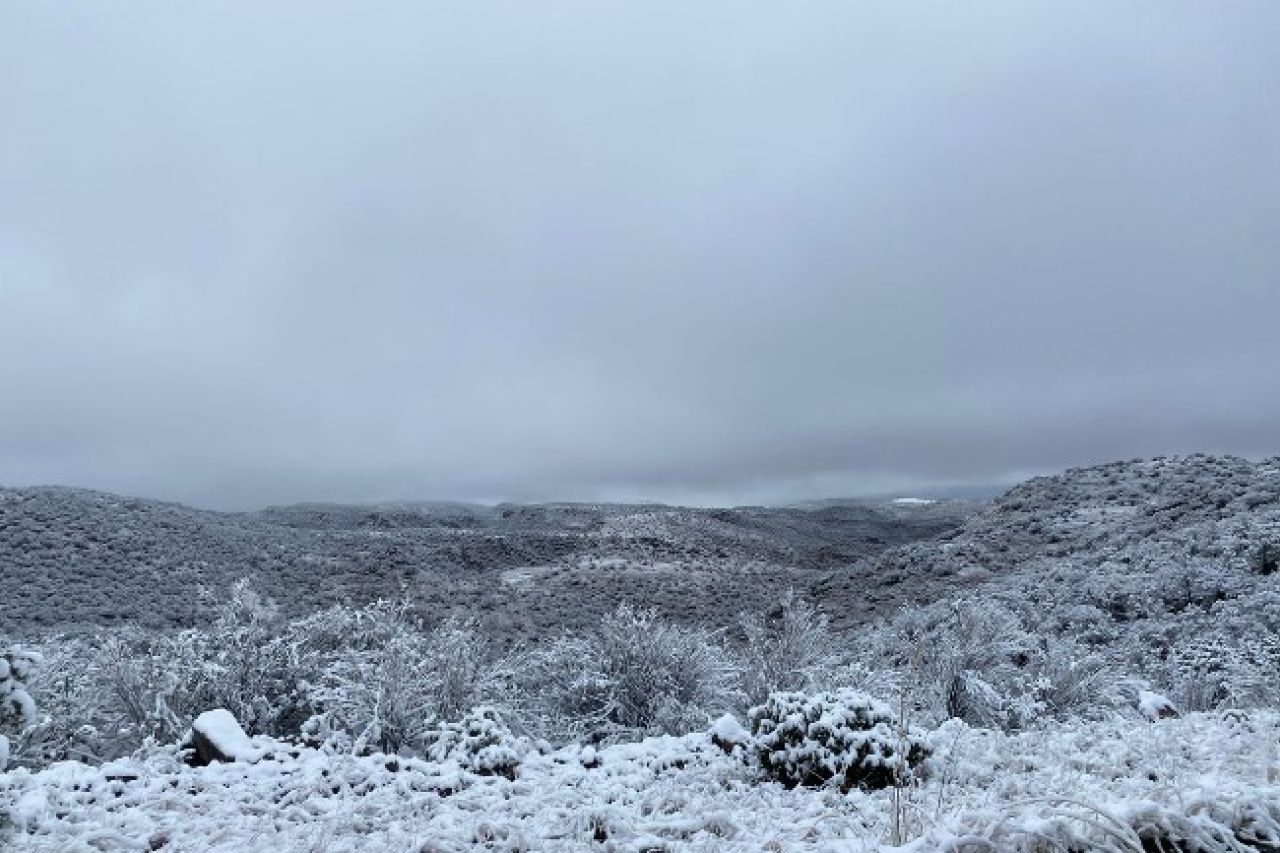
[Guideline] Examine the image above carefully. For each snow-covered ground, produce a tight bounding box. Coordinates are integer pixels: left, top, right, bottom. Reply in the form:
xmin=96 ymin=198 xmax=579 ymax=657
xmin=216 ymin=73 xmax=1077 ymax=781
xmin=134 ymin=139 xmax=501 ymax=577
xmin=4 ymin=711 xmax=1279 ymax=852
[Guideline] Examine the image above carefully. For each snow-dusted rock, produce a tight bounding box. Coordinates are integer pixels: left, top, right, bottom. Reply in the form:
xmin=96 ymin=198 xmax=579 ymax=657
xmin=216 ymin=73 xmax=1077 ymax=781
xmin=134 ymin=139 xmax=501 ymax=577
xmin=187 ymin=709 xmax=264 ymax=765
xmin=709 ymin=713 xmax=749 ymax=753
xmin=1138 ymin=690 xmax=1179 ymax=721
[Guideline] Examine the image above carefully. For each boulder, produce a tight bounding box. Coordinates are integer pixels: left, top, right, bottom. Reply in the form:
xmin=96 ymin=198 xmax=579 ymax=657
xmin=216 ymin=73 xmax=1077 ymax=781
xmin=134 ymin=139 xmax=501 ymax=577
xmin=185 ymin=709 xmax=263 ymax=765
xmin=1138 ymin=690 xmax=1179 ymax=721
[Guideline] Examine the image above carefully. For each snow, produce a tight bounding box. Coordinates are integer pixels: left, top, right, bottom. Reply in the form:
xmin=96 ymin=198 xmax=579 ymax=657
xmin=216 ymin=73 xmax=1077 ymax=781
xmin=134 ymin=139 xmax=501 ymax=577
xmin=892 ymin=497 xmax=937 ymax=506
xmin=1138 ymin=690 xmax=1178 ymax=720
xmin=191 ymin=709 xmax=264 ymax=763
xmin=4 ymin=712 xmax=1279 ymax=851
xmin=709 ymin=713 xmax=747 ymax=743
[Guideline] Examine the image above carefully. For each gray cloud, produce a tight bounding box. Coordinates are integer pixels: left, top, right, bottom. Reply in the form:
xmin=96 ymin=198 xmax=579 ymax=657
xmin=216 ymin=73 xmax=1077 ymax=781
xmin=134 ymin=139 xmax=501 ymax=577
xmin=2 ymin=1 xmax=1278 ymax=509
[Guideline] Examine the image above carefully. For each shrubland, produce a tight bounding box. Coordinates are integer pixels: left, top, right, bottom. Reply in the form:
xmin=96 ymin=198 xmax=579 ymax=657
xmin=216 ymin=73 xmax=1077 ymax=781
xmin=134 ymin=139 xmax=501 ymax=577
xmin=3 ymin=454 xmax=1280 ymax=850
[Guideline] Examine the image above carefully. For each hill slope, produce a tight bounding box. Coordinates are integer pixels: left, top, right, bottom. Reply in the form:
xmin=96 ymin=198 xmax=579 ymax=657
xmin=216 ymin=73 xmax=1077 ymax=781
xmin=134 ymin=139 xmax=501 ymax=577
xmin=814 ymin=454 xmax=1280 ymax=629
xmin=0 ymin=488 xmax=968 ymax=637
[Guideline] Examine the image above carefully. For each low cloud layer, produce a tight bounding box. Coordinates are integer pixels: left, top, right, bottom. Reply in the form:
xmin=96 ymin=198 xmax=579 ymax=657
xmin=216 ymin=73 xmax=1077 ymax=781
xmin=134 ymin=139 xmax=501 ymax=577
xmin=2 ymin=1 xmax=1278 ymax=508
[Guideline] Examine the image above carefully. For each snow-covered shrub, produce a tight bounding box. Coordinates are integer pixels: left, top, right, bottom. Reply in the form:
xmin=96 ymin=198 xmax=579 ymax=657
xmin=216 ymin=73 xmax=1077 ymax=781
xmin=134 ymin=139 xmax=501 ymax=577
xmin=594 ymin=604 xmax=740 ymax=737
xmin=6 ymin=591 xmax=507 ymax=765
xmin=9 ymin=635 xmax=118 ymax=766
xmin=737 ymin=590 xmax=835 ymax=706
xmin=503 ymin=634 xmax=610 ymax=744
xmin=302 ymin=602 xmax=500 ymax=755
xmin=97 ymin=582 xmax=314 ymax=745
xmin=1252 ymin=542 xmax=1277 ymax=575
xmin=422 ymin=616 xmax=495 ymax=722
xmin=99 ymin=629 xmax=191 ymax=746
xmin=1159 ymin=628 xmax=1280 ymax=711
xmin=0 ymin=647 xmax=39 ymax=729
xmin=305 ymin=603 xmax=438 ymax=754
xmin=0 ymin=646 xmax=40 ymax=769
xmin=194 ymin=580 xmax=313 ymax=736
xmin=1033 ymin=638 xmax=1137 ymax=721
xmin=0 ymin=630 xmax=229 ymax=768
xmin=425 ymin=707 xmax=521 ymax=779
xmin=868 ymin=597 xmax=1137 ymax=729
xmin=748 ymin=689 xmax=929 ymax=792
xmin=943 ymin=671 xmax=1010 ymax=729
xmin=893 ymin=598 xmax=1041 ymax=728
xmin=508 ymin=604 xmax=740 ymax=743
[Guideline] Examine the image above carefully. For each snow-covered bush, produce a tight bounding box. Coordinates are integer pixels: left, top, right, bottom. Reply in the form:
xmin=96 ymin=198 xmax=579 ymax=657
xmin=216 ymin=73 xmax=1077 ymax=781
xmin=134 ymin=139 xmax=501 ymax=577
xmin=99 ymin=629 xmax=192 ymax=747
xmin=194 ymin=580 xmax=314 ymax=736
xmin=1253 ymin=542 xmax=1278 ymax=575
xmin=1158 ymin=628 xmax=1280 ymax=711
xmin=503 ymin=634 xmax=610 ymax=744
xmin=1033 ymin=638 xmax=1137 ymax=721
xmin=737 ymin=590 xmax=835 ymax=706
xmin=425 ymin=706 xmax=522 ymax=779
xmin=304 ymin=602 xmax=439 ymax=754
xmin=594 ymin=604 xmax=739 ymax=737
xmin=881 ymin=598 xmax=1041 ymax=728
xmin=748 ymin=689 xmax=929 ymax=792
xmin=508 ymin=604 xmax=740 ymax=743
xmin=867 ymin=597 xmax=1138 ymax=729
xmin=0 ymin=648 xmax=39 ymax=729
xmin=0 ymin=631 xmax=212 ymax=768
xmin=9 ymin=635 xmax=117 ymax=766
xmin=0 ymin=646 xmax=40 ymax=769
xmin=302 ymin=602 xmax=500 ymax=755
xmin=0 ymin=589 xmax=513 ymax=767
xmin=422 ymin=616 xmax=495 ymax=722
xmin=98 ymin=582 xmax=313 ymax=745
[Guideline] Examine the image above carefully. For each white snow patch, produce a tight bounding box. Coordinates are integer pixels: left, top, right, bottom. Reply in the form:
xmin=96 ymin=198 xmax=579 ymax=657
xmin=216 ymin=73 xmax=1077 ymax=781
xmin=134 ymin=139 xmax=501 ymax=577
xmin=709 ymin=713 xmax=747 ymax=742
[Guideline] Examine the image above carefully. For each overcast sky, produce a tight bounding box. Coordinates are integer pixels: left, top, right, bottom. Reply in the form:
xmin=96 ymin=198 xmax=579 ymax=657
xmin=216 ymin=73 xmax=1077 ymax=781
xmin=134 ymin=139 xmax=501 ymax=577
xmin=1 ymin=1 xmax=1278 ymax=509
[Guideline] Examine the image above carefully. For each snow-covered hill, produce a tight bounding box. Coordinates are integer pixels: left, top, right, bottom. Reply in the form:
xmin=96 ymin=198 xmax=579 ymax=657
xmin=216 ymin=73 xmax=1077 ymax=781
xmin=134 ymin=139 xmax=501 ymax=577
xmin=0 ymin=488 xmax=967 ymax=638
xmin=814 ymin=454 xmax=1280 ymax=631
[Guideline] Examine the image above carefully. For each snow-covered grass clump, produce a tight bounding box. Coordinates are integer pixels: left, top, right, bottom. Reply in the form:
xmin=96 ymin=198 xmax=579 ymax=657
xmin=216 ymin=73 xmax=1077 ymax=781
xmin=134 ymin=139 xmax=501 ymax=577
xmin=3 ymin=711 xmax=1279 ymax=851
